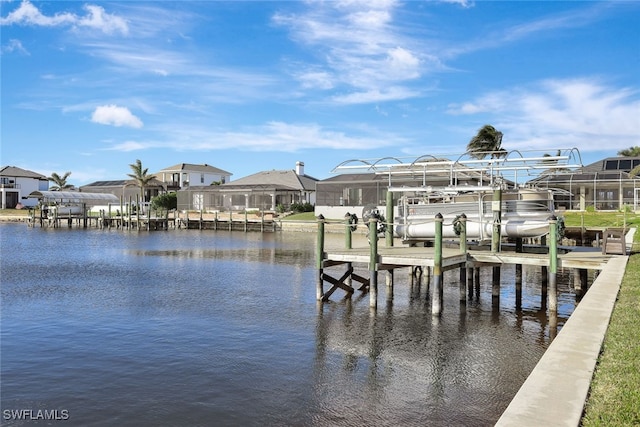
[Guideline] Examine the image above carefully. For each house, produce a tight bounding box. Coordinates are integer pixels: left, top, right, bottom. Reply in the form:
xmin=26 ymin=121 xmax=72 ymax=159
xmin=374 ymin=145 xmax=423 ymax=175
xmin=177 ymin=161 xmax=317 ymax=211
xmin=0 ymin=166 xmax=49 ymax=208
xmin=79 ymin=178 xmax=167 ymax=203
xmin=528 ymin=156 xmax=640 ymax=211
xmin=154 ymin=163 xmax=232 ymax=190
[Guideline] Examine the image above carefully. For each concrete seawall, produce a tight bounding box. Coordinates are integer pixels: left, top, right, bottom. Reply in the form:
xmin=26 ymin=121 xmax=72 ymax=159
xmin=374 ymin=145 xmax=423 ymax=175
xmin=495 ymin=254 xmax=628 ymax=426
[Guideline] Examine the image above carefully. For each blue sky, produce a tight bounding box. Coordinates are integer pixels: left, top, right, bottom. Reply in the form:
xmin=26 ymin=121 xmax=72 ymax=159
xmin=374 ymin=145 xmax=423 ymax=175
xmin=1 ymin=0 xmax=639 ymax=186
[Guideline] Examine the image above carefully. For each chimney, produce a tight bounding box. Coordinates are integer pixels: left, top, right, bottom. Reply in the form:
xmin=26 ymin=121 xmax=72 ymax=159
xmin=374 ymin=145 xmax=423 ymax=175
xmin=295 ymin=161 xmax=305 ymax=176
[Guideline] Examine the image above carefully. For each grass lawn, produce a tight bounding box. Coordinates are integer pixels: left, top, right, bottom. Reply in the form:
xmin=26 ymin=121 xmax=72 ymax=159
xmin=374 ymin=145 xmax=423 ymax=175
xmin=561 ymin=210 xmax=640 ymax=228
xmin=582 ymin=230 xmax=640 ymax=425
xmin=0 ymin=208 xmax=31 ymax=217
xmin=280 ymin=212 xmax=316 ymax=221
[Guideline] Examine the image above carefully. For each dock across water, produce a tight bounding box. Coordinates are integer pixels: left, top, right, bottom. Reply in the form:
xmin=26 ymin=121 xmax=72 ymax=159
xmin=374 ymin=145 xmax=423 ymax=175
xmin=315 ymin=215 xmax=624 ymax=316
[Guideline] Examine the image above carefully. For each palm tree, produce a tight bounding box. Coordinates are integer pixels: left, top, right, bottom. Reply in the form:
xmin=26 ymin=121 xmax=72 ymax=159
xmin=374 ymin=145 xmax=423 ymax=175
xmin=48 ymin=171 xmax=74 ymax=191
xmin=540 ymin=150 xmax=568 ymax=175
xmin=127 ymin=159 xmax=155 ymax=205
xmin=466 ymin=125 xmax=506 ymax=159
xmin=617 ymin=146 xmax=640 ymax=157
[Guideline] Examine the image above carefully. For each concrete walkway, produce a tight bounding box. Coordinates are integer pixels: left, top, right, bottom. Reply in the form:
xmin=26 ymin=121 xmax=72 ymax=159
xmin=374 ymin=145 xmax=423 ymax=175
xmin=495 ymin=253 xmax=629 ymax=426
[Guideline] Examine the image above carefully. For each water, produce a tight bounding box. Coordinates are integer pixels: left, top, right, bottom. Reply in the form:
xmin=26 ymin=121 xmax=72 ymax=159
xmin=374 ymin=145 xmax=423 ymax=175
xmin=0 ymin=224 xmax=580 ymax=426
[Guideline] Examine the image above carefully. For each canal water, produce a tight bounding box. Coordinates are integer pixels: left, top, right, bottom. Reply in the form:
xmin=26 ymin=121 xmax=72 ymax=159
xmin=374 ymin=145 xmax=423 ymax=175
xmin=0 ymin=223 xmax=580 ymax=426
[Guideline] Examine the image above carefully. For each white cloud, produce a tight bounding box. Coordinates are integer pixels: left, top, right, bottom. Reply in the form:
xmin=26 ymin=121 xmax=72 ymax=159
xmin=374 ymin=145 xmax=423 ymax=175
xmin=104 ymin=121 xmax=407 ymax=153
xmin=107 ymin=141 xmax=148 ymax=152
xmin=0 ymin=1 xmax=128 ymax=35
xmin=439 ymin=0 xmax=475 ymax=9
xmin=1 ymin=38 xmax=29 ymax=55
xmin=273 ymin=1 xmax=424 ymax=102
xmin=91 ymin=105 xmax=143 ymax=128
xmin=448 ymin=78 xmax=640 ymax=153
xmin=76 ymin=4 xmax=128 ymax=35
xmin=333 ymin=86 xmax=419 ymax=104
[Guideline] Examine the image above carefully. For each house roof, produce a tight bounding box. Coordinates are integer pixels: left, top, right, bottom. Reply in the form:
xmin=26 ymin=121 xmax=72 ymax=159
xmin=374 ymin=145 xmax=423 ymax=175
xmin=156 ymin=163 xmax=232 ymax=176
xmin=220 ymin=169 xmax=317 ymax=191
xmin=81 ymin=178 xmax=166 ymax=188
xmin=581 ymin=156 xmax=640 ymax=173
xmin=0 ymin=166 xmax=47 ymax=179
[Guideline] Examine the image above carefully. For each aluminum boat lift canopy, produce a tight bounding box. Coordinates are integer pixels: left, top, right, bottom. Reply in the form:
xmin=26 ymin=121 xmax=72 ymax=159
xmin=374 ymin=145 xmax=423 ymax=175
xmin=331 ymin=148 xmax=584 ymax=192
xmin=27 ymin=191 xmax=119 ymax=204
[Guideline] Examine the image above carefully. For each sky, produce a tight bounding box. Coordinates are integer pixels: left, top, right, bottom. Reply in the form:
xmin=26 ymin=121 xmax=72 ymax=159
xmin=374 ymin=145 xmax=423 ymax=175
xmin=1 ymin=0 xmax=639 ymax=186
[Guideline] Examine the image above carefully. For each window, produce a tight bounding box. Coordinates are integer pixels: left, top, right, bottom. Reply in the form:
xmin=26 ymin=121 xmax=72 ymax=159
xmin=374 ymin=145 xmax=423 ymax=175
xmin=200 ymin=173 xmax=205 ymax=184
xmin=619 ymin=159 xmax=631 ymax=170
xmin=604 ymin=160 xmax=618 ymax=170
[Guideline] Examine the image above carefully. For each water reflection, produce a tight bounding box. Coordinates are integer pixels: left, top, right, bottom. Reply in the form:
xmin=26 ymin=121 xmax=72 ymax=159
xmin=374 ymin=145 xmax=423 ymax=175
xmin=1 ymin=224 xmax=587 ymax=426
xmin=307 ymin=259 xmax=582 ymax=425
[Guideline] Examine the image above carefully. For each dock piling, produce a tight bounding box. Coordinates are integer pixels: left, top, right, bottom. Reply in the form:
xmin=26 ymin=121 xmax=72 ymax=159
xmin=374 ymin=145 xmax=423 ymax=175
xmin=432 ymin=213 xmax=444 ymax=315
xmin=369 ymin=217 xmax=379 ymax=309
xmin=385 ymin=190 xmax=394 ymax=248
xmin=459 ymin=214 xmax=467 ymax=303
xmin=548 ymin=216 xmax=558 ymax=312
xmin=316 ymin=215 xmax=325 ymax=301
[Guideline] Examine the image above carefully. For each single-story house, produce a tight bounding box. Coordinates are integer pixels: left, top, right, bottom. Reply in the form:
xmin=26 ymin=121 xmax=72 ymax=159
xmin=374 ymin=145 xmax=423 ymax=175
xmin=79 ymin=178 xmax=168 ymax=203
xmin=528 ymin=156 xmax=640 ymax=211
xmin=0 ymin=166 xmax=49 ymax=208
xmin=177 ymin=161 xmax=317 ymax=212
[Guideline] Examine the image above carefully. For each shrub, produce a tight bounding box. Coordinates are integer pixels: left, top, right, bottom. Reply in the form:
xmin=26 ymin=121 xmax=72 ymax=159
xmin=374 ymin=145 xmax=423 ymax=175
xmin=151 ymin=192 xmax=177 ymax=211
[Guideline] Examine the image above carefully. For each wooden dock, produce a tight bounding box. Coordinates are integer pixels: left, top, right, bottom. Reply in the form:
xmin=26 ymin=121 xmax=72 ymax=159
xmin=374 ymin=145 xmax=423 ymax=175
xmin=316 ymin=215 xmax=620 ymax=316
xmin=26 ymin=212 xmax=279 ymax=232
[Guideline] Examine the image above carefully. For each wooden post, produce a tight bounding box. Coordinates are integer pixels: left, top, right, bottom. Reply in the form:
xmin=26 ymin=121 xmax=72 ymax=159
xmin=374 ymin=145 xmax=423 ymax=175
xmin=344 ymin=214 xmax=353 ymax=289
xmin=199 ymin=207 xmax=203 ymax=230
xmin=229 ymin=210 xmax=232 ymax=231
xmin=119 ymin=196 xmax=124 ymax=229
xmin=491 ymin=188 xmax=502 ymax=253
xmin=541 ymin=265 xmax=548 ymax=308
xmin=369 ymin=217 xmax=379 ymax=309
xmin=214 ymin=211 xmax=218 ymax=230
xmin=344 ymin=213 xmax=352 ymax=249
xmin=548 ymin=216 xmax=558 ymax=313
xmin=260 ymin=210 xmax=264 ymax=232
xmin=386 ymin=190 xmax=394 ymax=247
xmin=492 ymin=266 xmax=500 ymax=300
xmin=316 ymin=215 xmax=325 ymax=301
xmin=136 ymin=195 xmax=141 ymax=231
xmin=515 ymin=238 xmax=523 ymax=310
xmin=432 ymin=213 xmax=443 ymax=315
xmin=244 ymin=210 xmax=248 ymax=232
xmin=128 ymin=196 xmax=132 ymax=230
xmin=459 ymin=213 xmax=467 ymax=302
xmin=108 ymin=204 xmax=112 ymax=228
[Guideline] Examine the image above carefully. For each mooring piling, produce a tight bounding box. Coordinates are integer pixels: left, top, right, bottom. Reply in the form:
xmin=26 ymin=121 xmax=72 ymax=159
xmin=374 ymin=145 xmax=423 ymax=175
xmin=316 ymin=215 xmax=325 ymax=301
xmin=459 ymin=213 xmax=467 ymax=303
xmin=548 ymin=215 xmax=558 ymax=312
xmin=432 ymin=213 xmax=444 ymax=316
xmin=369 ymin=217 xmax=379 ymax=309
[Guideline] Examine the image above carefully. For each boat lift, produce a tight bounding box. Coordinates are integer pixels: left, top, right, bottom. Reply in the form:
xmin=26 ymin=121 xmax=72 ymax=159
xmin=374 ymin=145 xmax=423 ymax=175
xmin=331 ymin=149 xmax=584 ymax=242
